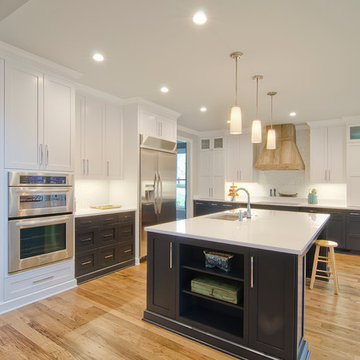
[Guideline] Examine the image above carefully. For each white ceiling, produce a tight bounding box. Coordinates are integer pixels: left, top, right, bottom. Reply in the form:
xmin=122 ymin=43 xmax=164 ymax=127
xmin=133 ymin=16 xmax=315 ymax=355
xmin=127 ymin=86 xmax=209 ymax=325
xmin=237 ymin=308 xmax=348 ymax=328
xmin=0 ymin=0 xmax=359 ymax=131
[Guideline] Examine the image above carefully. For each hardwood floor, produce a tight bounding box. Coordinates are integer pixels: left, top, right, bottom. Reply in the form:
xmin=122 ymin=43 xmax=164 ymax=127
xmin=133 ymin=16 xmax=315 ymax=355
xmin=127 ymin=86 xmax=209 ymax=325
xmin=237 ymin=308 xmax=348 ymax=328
xmin=0 ymin=252 xmax=359 ymax=360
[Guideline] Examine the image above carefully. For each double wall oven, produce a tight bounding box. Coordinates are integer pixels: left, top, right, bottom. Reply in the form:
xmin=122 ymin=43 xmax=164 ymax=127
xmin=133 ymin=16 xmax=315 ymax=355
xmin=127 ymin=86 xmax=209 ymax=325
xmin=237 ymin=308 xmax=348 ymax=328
xmin=8 ymin=172 xmax=74 ymax=273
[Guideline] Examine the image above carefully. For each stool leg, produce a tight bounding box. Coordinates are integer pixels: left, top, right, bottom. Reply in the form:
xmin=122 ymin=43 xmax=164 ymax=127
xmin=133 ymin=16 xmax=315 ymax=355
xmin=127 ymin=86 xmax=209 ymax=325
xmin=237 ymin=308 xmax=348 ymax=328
xmin=329 ymin=247 xmax=339 ymax=295
xmin=310 ymin=244 xmax=320 ymax=289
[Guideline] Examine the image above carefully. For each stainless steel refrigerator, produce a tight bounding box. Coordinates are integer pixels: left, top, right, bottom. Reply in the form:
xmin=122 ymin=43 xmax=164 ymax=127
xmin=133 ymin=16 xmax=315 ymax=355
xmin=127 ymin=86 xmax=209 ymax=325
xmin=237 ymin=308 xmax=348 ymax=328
xmin=139 ymin=136 xmax=177 ymax=260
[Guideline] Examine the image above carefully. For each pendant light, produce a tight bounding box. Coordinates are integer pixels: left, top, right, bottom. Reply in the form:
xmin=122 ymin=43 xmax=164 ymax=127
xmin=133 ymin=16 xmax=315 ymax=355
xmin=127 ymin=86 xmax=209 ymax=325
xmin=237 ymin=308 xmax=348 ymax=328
xmin=229 ymin=52 xmax=243 ymax=134
xmin=266 ymin=92 xmax=277 ymax=150
xmin=251 ymin=75 xmax=263 ymax=143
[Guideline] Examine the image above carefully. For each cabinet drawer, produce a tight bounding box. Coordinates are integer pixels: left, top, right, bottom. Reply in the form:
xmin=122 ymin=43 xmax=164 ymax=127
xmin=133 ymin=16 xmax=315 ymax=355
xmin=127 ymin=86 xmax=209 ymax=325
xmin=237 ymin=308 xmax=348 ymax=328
xmin=119 ymin=223 xmax=134 ymax=240
xmin=98 ymin=245 xmax=119 ymax=268
xmin=119 ymin=212 xmax=135 ymax=223
xmin=75 ymin=251 xmax=97 ymax=277
xmin=5 ymin=260 xmax=74 ymax=301
xmin=75 ymin=230 xmax=96 ymax=252
xmin=97 ymin=227 xmax=117 ymax=247
xmin=119 ymin=241 xmax=134 ymax=261
xmin=76 ymin=217 xmax=99 ymax=228
xmin=98 ymin=214 xmax=120 ymax=227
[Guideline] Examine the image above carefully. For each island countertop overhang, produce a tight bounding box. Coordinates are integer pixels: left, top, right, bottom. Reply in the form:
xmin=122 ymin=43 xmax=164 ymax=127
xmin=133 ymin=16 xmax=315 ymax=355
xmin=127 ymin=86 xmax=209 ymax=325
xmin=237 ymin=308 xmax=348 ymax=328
xmin=145 ymin=209 xmax=330 ymax=255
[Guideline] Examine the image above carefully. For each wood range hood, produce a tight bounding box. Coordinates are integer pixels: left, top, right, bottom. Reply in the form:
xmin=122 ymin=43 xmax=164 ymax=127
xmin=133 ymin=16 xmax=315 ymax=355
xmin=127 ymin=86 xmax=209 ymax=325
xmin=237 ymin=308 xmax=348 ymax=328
xmin=254 ymin=124 xmax=305 ymax=170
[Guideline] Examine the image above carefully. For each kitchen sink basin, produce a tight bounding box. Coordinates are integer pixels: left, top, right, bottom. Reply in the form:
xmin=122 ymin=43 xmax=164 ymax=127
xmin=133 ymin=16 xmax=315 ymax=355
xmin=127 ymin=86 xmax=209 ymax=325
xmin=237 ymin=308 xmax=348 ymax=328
xmin=209 ymin=213 xmax=240 ymax=221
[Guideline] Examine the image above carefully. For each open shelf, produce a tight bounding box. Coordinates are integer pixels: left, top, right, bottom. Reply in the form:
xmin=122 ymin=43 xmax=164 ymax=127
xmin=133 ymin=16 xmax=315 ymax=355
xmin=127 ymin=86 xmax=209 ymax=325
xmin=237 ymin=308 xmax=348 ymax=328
xmin=180 ymin=291 xmax=244 ymax=339
xmin=181 ymin=264 xmax=244 ymax=282
xmin=182 ymin=289 xmax=244 ymax=310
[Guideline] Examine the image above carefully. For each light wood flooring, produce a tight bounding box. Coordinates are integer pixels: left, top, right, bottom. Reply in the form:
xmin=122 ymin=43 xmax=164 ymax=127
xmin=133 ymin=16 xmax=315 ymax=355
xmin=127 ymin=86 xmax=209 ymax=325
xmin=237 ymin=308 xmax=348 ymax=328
xmin=0 ymin=252 xmax=359 ymax=360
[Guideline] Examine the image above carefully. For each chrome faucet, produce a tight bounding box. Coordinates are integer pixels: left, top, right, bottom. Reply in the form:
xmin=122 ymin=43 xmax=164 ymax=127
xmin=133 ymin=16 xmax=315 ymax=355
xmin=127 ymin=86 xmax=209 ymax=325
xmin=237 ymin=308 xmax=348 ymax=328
xmin=231 ymin=187 xmax=252 ymax=219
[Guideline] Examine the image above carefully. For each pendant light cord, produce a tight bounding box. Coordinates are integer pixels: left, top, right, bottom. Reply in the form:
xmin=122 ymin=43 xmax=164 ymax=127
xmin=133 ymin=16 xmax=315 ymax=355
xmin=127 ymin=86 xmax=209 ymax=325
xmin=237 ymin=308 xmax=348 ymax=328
xmin=234 ymin=57 xmax=238 ymax=105
xmin=255 ymin=77 xmax=259 ymax=119
xmin=270 ymin=95 xmax=273 ymax=129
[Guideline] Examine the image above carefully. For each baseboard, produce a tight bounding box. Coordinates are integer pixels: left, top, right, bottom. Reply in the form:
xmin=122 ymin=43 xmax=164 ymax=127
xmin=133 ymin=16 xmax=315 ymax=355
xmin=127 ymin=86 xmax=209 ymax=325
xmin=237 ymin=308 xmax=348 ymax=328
xmin=0 ymin=279 xmax=77 ymax=314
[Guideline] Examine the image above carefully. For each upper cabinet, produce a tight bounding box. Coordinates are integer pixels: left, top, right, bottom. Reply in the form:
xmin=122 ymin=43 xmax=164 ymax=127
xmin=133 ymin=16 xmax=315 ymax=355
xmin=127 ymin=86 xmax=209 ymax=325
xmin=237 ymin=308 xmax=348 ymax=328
xmin=225 ymin=133 xmax=255 ymax=183
xmin=139 ymin=105 xmax=178 ymax=142
xmin=308 ymin=122 xmax=345 ymax=183
xmin=198 ymin=136 xmax=225 ymax=200
xmin=5 ymin=62 xmax=75 ymax=171
xmin=75 ymin=94 xmax=123 ymax=179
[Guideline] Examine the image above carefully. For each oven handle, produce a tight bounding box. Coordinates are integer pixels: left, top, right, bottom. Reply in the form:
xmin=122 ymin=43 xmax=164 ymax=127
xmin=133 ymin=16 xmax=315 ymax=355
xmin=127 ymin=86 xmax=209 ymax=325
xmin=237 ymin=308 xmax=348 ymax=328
xmin=14 ymin=216 xmax=71 ymax=228
xmin=15 ymin=188 xmax=71 ymax=194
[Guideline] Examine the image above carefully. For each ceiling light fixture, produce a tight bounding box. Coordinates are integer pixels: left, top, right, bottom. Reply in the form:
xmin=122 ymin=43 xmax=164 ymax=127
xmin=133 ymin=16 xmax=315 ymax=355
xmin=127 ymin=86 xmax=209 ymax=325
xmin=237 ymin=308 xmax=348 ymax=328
xmin=266 ymin=92 xmax=277 ymax=150
xmin=193 ymin=10 xmax=207 ymax=25
xmin=251 ymin=75 xmax=264 ymax=143
xmin=160 ymin=86 xmax=169 ymax=93
xmin=93 ymin=53 xmax=104 ymax=62
xmin=289 ymin=112 xmax=296 ymax=117
xmin=200 ymin=107 xmax=207 ymax=112
xmin=229 ymin=51 xmax=243 ymax=134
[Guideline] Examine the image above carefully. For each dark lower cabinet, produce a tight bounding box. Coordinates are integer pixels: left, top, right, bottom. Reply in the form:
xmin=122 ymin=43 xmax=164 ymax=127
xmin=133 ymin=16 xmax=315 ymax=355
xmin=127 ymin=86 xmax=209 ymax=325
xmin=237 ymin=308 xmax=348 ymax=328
xmin=249 ymin=249 xmax=297 ymax=359
xmin=193 ymin=200 xmax=241 ymax=217
xmin=146 ymin=233 xmax=176 ymax=318
xmin=144 ymin=233 xmax=308 ymax=360
xmin=346 ymin=212 xmax=360 ymax=250
xmin=75 ymin=211 xmax=135 ymax=284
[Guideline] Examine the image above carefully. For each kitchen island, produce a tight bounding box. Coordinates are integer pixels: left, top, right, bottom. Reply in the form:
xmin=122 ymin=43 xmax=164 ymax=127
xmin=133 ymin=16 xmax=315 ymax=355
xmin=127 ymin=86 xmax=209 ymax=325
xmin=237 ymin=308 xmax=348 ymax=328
xmin=143 ymin=209 xmax=329 ymax=360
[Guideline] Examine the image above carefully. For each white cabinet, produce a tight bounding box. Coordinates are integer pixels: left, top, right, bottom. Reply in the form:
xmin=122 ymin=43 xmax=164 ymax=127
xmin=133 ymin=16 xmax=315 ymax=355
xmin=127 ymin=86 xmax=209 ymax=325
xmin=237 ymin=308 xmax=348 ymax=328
xmin=43 ymin=76 xmax=74 ymax=171
xmin=5 ymin=62 xmax=74 ymax=171
xmin=139 ymin=110 xmax=177 ymax=141
xmin=309 ymin=125 xmax=345 ymax=183
xmin=226 ymin=133 xmax=254 ymax=182
xmin=75 ymin=94 xmax=123 ymax=178
xmin=5 ymin=63 xmax=43 ymax=169
xmin=198 ymin=137 xmax=225 ymax=199
xmin=105 ymin=104 xmax=123 ymax=178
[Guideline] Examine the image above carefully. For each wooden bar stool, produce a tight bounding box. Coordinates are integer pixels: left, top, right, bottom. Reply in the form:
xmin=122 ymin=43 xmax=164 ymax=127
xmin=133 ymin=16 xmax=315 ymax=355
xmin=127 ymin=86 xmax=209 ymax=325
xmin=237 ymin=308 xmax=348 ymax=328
xmin=309 ymin=240 xmax=339 ymax=294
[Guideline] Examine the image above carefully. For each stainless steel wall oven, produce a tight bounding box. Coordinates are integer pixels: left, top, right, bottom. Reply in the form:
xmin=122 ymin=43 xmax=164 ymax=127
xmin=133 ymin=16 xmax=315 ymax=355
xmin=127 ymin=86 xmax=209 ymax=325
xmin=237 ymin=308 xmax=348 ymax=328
xmin=8 ymin=172 xmax=74 ymax=273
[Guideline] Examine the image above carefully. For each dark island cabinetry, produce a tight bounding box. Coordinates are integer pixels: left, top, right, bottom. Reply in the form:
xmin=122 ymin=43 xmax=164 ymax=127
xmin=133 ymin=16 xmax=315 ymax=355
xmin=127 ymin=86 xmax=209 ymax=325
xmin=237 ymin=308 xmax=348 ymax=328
xmin=144 ymin=232 xmax=308 ymax=360
xmin=75 ymin=211 xmax=135 ymax=283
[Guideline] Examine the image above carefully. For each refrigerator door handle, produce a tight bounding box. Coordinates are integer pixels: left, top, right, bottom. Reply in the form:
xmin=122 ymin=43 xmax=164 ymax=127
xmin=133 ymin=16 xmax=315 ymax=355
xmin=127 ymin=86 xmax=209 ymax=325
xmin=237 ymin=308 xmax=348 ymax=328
xmin=158 ymin=172 xmax=163 ymax=214
xmin=153 ymin=173 xmax=158 ymax=214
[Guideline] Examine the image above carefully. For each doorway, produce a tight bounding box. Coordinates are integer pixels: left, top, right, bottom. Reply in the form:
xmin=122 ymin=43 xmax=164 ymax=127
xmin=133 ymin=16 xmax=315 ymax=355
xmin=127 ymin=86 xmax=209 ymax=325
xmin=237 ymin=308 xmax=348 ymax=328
xmin=176 ymin=140 xmax=187 ymax=220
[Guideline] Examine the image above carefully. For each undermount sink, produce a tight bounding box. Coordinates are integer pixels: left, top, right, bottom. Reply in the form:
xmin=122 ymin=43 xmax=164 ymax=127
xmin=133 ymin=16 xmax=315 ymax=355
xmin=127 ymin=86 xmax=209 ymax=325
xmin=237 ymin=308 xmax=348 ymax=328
xmin=209 ymin=213 xmax=240 ymax=221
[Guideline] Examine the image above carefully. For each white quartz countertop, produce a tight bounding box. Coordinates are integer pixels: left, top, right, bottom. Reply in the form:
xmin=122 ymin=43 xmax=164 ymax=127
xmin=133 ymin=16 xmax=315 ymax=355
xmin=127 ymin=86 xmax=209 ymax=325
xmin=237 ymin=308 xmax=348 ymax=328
xmin=75 ymin=206 xmax=136 ymax=217
xmin=194 ymin=196 xmax=360 ymax=210
xmin=145 ymin=209 xmax=330 ymax=255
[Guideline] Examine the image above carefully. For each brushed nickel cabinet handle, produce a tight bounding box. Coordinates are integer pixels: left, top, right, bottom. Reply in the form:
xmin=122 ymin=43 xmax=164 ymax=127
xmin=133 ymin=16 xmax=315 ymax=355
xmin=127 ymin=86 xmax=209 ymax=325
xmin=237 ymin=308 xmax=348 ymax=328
xmin=103 ymin=234 xmax=113 ymax=238
xmin=250 ymin=256 xmax=254 ymax=289
xmin=107 ymin=160 xmax=110 ymax=176
xmin=104 ymin=254 xmax=113 ymax=259
xmin=124 ymin=249 xmax=132 ymax=253
xmin=81 ymin=237 xmax=92 ymax=242
xmin=169 ymin=242 xmax=173 ymax=269
xmin=81 ymin=260 xmax=92 ymax=266
xmin=82 ymin=159 xmax=86 ymax=175
xmin=87 ymin=159 xmax=89 ymax=175
xmin=33 ymin=276 xmax=54 ymax=284
xmin=39 ymin=144 xmax=43 ymax=165
xmin=45 ymin=144 xmax=49 ymax=166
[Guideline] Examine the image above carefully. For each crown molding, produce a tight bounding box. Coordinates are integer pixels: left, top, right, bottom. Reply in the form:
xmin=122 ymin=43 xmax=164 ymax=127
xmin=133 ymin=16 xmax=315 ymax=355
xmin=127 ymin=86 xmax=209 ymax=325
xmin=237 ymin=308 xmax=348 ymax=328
xmin=75 ymin=83 xmax=124 ymax=105
xmin=0 ymin=41 xmax=82 ymax=80
xmin=177 ymin=125 xmax=201 ymax=137
xmin=307 ymin=118 xmax=345 ymax=128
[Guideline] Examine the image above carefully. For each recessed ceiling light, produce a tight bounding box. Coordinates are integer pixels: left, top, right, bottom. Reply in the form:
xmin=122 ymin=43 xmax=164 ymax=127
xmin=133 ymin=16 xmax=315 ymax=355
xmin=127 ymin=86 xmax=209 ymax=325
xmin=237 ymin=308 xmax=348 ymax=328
xmin=289 ymin=112 xmax=296 ymax=117
xmin=200 ymin=107 xmax=207 ymax=112
xmin=160 ymin=86 xmax=169 ymax=93
xmin=193 ymin=10 xmax=207 ymax=25
xmin=93 ymin=53 xmax=104 ymax=62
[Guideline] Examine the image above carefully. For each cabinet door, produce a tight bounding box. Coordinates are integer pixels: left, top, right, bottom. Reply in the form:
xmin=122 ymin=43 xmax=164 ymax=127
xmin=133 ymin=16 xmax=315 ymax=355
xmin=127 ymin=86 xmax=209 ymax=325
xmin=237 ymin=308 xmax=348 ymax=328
xmin=84 ymin=97 xmax=104 ymax=177
xmin=105 ymin=104 xmax=123 ymax=178
xmin=5 ymin=63 xmax=43 ymax=169
xmin=147 ymin=233 xmax=176 ymax=318
xmin=249 ymin=249 xmax=295 ymax=359
xmin=347 ymin=144 xmax=360 ymax=177
xmin=43 ymin=76 xmax=74 ymax=171
xmin=75 ymin=96 xmax=86 ymax=176
xmin=346 ymin=212 xmax=360 ymax=250
xmin=212 ymin=151 xmax=225 ymax=199
xmin=139 ymin=111 xmax=157 ymax=137
xmin=158 ymin=116 xmax=176 ymax=141
xmin=327 ymin=126 xmax=345 ymax=182
xmin=310 ymin=127 xmax=328 ymax=182
xmin=199 ymin=151 xmax=212 ymax=199
xmin=327 ymin=213 xmax=345 ymax=249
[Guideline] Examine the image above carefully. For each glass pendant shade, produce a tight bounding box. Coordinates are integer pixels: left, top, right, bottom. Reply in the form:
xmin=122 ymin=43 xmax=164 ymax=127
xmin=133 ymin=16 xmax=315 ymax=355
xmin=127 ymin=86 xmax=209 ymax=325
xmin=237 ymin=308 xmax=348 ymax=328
xmin=229 ymin=106 xmax=242 ymax=134
xmin=251 ymin=119 xmax=262 ymax=143
xmin=266 ymin=128 xmax=276 ymax=149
